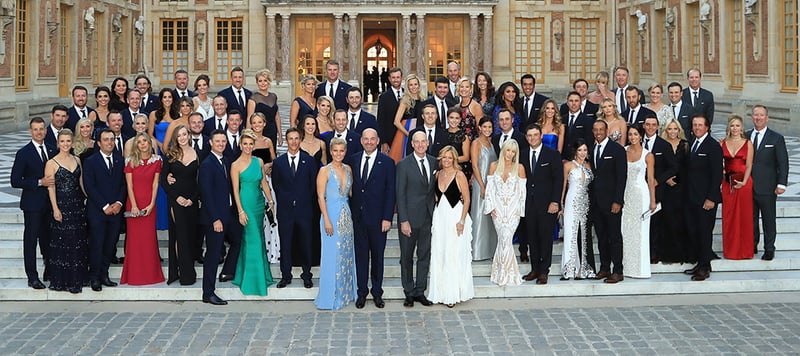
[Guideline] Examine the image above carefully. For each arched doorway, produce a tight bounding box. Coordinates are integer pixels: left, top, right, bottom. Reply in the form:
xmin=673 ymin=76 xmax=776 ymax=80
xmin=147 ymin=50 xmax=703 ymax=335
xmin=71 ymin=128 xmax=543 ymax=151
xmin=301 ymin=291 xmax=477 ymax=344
xmin=363 ymin=20 xmax=396 ymax=102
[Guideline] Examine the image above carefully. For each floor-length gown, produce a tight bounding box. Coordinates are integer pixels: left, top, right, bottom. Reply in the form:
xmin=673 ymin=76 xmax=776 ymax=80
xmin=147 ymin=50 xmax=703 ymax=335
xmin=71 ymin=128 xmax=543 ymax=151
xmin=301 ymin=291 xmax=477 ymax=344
xmin=161 ymin=157 xmax=198 ymax=285
xmin=389 ymin=102 xmax=417 ymax=163
xmin=470 ymin=143 xmax=497 ymax=261
xmin=253 ymin=147 xmax=280 ymax=264
xmin=561 ymin=161 xmax=596 ymax=279
xmin=428 ymin=178 xmax=475 ymax=304
xmin=721 ymin=141 xmax=754 ymax=260
xmin=621 ymin=148 xmax=651 ymax=278
xmin=542 ymin=133 xmax=561 ymax=241
xmin=232 ymin=158 xmax=276 ymax=296
xmin=299 ymin=148 xmax=323 ymax=267
xmin=314 ymin=165 xmax=357 ymax=310
xmin=154 ymin=121 xmax=170 ymax=230
xmin=483 ymin=173 xmax=526 ymax=286
xmin=252 ymin=92 xmax=280 ymax=145
xmin=48 ymin=159 xmax=88 ymax=293
xmin=659 ymin=140 xmax=694 ymax=263
xmin=121 ymin=157 xmax=166 ymax=285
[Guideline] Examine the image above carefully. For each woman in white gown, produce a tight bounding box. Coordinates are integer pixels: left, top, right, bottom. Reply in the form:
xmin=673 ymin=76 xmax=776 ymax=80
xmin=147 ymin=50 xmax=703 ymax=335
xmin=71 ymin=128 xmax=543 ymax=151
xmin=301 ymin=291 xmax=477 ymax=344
xmin=559 ymin=138 xmax=595 ymax=280
xmin=483 ymin=139 xmax=527 ymax=286
xmin=428 ymin=146 xmax=474 ymax=307
xmin=622 ymin=125 xmax=657 ymax=278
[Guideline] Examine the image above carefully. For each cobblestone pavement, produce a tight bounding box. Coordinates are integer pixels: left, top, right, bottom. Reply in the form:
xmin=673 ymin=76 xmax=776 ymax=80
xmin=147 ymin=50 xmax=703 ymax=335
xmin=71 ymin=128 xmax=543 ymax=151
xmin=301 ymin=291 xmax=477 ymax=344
xmin=0 ymin=293 xmax=798 ymax=355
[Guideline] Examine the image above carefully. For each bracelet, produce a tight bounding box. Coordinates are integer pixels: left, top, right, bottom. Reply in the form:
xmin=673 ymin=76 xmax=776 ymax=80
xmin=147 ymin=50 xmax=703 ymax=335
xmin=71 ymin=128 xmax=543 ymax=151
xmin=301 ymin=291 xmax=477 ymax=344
xmin=458 ymin=220 xmax=465 ymax=225
xmin=268 ymin=201 xmax=274 ymax=204
xmin=239 ymin=211 xmax=245 ymax=215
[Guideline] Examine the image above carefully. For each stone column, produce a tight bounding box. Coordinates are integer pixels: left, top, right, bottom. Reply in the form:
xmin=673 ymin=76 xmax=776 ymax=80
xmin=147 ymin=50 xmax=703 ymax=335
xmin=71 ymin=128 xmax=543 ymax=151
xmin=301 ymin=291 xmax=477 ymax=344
xmin=348 ymin=13 xmax=358 ymax=82
xmin=280 ymin=14 xmax=291 ymax=82
xmin=266 ymin=14 xmax=276 ymax=76
xmin=470 ymin=14 xmax=479 ymax=77
xmin=415 ymin=14 xmax=426 ymax=81
xmin=402 ymin=14 xmax=412 ymax=76
xmin=483 ymin=14 xmax=493 ymax=73
xmin=334 ymin=14 xmax=344 ymax=60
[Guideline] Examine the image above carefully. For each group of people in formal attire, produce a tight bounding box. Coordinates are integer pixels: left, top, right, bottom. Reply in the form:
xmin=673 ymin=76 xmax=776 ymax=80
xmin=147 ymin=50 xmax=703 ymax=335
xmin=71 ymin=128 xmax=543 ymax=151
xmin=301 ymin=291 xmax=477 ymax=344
xmin=11 ymin=61 xmax=789 ymax=307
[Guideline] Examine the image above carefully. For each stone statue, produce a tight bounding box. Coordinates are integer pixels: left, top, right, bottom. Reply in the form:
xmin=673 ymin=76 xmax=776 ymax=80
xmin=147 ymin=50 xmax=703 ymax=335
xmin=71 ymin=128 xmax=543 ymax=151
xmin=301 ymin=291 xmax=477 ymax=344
xmin=135 ymin=16 xmax=145 ymax=36
xmin=112 ymin=14 xmax=122 ymax=33
xmin=635 ymin=10 xmax=647 ymax=31
xmin=84 ymin=7 xmax=95 ymax=30
xmin=700 ymin=0 xmax=711 ymax=21
xmin=665 ymin=7 xmax=675 ymax=29
xmin=0 ymin=0 xmax=13 ymax=13
xmin=745 ymin=0 xmax=757 ymax=14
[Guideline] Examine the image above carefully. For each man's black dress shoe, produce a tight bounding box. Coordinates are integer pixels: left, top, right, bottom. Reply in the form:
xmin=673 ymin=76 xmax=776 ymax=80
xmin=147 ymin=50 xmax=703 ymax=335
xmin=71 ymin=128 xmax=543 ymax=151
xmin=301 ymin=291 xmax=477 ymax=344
xmin=762 ymin=251 xmax=775 ymax=261
xmin=355 ymin=296 xmax=366 ymax=309
xmin=374 ymin=296 xmax=385 ymax=309
xmin=691 ymin=268 xmax=710 ymax=281
xmin=28 ymin=279 xmax=46 ymax=290
xmin=414 ymin=296 xmax=434 ymax=306
xmin=90 ymin=281 xmax=102 ymax=292
xmin=219 ymin=274 xmax=234 ymax=282
xmin=403 ymin=296 xmax=414 ymax=307
xmin=111 ymin=256 xmax=121 ymax=264
xmin=218 ymin=256 xmax=225 ymax=265
xmin=303 ymin=280 xmax=313 ymax=288
xmin=196 ymin=256 xmax=205 ymax=264
xmin=202 ymin=293 xmax=228 ymax=305
xmin=520 ymin=255 xmax=530 ymax=263
xmin=683 ymin=264 xmax=700 ymax=275
xmin=276 ymin=279 xmax=291 ymax=288
xmin=101 ymin=278 xmax=118 ymax=287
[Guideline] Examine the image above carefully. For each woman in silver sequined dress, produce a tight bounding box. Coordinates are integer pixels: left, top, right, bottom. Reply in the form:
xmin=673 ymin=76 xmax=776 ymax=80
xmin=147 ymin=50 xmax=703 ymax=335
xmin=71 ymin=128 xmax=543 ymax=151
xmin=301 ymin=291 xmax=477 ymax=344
xmin=559 ymin=139 xmax=595 ymax=280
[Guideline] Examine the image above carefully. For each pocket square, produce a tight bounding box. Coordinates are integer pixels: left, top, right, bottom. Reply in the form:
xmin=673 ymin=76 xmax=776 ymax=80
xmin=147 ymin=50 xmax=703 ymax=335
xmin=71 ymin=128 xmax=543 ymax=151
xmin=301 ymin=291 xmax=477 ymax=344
xmin=575 ymin=125 xmax=584 ymax=129
xmin=655 ymin=152 xmax=663 ymax=156
xmin=765 ymin=144 xmax=774 ymax=148
xmin=540 ymin=163 xmax=550 ymax=167
xmin=603 ymin=156 xmax=613 ymax=159
xmin=698 ymin=153 xmax=707 ymax=157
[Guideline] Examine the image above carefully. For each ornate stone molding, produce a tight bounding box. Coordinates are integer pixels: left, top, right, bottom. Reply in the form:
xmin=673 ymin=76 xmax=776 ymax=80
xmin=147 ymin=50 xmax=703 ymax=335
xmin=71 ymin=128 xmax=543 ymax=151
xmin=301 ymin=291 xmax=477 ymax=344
xmin=196 ymin=20 xmax=207 ymax=64
xmin=553 ymin=19 xmax=562 ymax=64
xmin=634 ymin=10 xmax=649 ymax=63
xmin=0 ymin=1 xmax=13 ymax=65
xmin=665 ymin=6 xmax=678 ymax=62
xmin=699 ymin=0 xmax=714 ymax=62
xmin=745 ymin=5 xmax=761 ymax=61
xmin=82 ymin=7 xmax=96 ymax=66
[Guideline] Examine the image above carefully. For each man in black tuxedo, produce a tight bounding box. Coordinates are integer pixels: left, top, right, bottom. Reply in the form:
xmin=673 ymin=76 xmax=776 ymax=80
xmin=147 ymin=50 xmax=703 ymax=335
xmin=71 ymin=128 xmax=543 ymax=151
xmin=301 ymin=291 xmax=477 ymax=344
xmin=66 ymin=86 xmax=95 ymax=132
xmin=198 ymin=130 xmax=233 ymax=305
xmin=121 ymin=89 xmax=143 ymax=139
xmin=681 ymin=68 xmax=715 ymax=125
xmin=188 ymin=113 xmax=210 ymax=263
xmin=83 ymin=129 xmax=126 ymax=291
xmin=315 ymin=59 xmax=352 ymax=110
xmin=407 ymin=104 xmax=447 ymax=157
xmin=44 ymin=105 xmax=69 ymax=149
xmin=667 ymin=82 xmax=693 ymax=135
xmin=273 ymin=128 xmax=319 ymax=289
xmin=172 ymin=69 xmax=196 ymax=99
xmin=203 ymin=96 xmax=229 ymax=137
xmin=747 ymin=105 xmax=789 ymax=260
xmin=621 ymin=86 xmax=656 ymax=130
xmin=683 ymin=115 xmax=722 ymax=281
xmin=222 ymin=110 xmax=243 ymax=159
xmin=10 ymin=117 xmax=56 ymax=289
xmin=396 ymin=130 xmax=437 ymax=307
xmin=322 ymin=109 xmax=363 ymax=158
xmin=135 ymin=75 xmax=158 ymax=115
xmin=520 ymin=74 xmax=550 ymax=128
xmin=642 ymin=117 xmax=678 ymax=263
xmin=377 ymin=67 xmax=404 ymax=152
xmin=217 ymin=66 xmax=252 ymax=114
xmin=590 ymin=120 xmax=627 ymax=283
xmin=446 ymin=61 xmax=461 ymax=103
xmin=614 ymin=66 xmax=646 ymax=113
xmin=560 ymin=79 xmax=599 ymax=119
xmin=520 ymin=124 xmax=564 ymax=285
xmin=492 ymin=109 xmax=526 ymax=156
xmin=348 ymin=128 xmax=396 ymax=308
xmin=345 ymin=87 xmax=379 ymax=135
xmin=415 ymin=77 xmax=456 ymax=130
xmin=561 ymin=91 xmax=596 ymax=160
xmin=107 ymin=111 xmax=129 ymax=156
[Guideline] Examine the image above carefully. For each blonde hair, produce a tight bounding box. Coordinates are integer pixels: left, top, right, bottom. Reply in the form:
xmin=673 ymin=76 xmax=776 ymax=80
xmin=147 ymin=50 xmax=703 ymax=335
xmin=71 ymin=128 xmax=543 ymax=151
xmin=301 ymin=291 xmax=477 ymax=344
xmin=299 ymin=74 xmax=317 ymax=86
xmin=73 ymin=119 xmax=93 ymax=155
xmin=240 ymin=128 xmax=257 ymax=145
xmin=255 ymin=69 xmax=273 ymax=83
xmin=437 ymin=145 xmax=462 ymax=171
xmin=659 ymin=118 xmax=687 ymax=141
xmin=456 ymin=77 xmax=473 ymax=98
xmin=400 ymin=74 xmax=427 ymax=112
xmin=598 ymin=97 xmax=624 ymax=122
xmin=316 ymin=95 xmax=335 ymax=127
xmin=495 ymin=139 xmax=521 ymax=178
xmin=726 ymin=114 xmax=747 ymax=139
xmin=536 ymin=99 xmax=563 ymax=135
xmin=329 ymin=137 xmax=347 ymax=151
xmin=127 ymin=132 xmax=154 ymax=168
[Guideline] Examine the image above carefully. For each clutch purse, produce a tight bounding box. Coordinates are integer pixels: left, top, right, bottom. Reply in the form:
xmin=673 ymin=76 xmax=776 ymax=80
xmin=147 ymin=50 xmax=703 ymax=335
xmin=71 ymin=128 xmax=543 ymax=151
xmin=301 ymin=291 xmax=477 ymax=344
xmin=725 ymin=172 xmax=745 ymax=185
xmin=265 ymin=206 xmax=276 ymax=227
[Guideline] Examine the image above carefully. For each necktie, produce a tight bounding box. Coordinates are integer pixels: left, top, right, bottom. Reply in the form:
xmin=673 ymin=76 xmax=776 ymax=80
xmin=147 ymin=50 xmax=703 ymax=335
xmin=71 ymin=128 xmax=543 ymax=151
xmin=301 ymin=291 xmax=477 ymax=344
xmin=106 ymin=156 xmax=113 ymax=171
xmin=192 ymin=138 xmax=199 ymax=150
xmin=753 ymin=132 xmax=760 ymax=152
xmin=38 ymin=145 xmax=48 ymax=163
xmin=644 ymin=138 xmax=650 ymax=151
xmin=691 ymin=139 xmax=700 ymax=153
xmin=524 ymin=97 xmax=530 ymax=119
xmin=329 ymin=83 xmax=334 ymax=98
xmin=569 ymin=114 xmax=575 ymax=128
xmin=628 ymin=109 xmax=636 ymax=124
xmin=220 ymin=158 xmax=227 ymax=178
xmin=397 ymin=90 xmax=402 ymax=101
xmin=427 ymin=129 xmax=433 ymax=153
xmin=237 ymin=89 xmax=245 ymax=109
xmin=419 ymin=158 xmax=428 ymax=184
xmin=502 ymin=134 xmax=508 ymax=146
xmin=595 ymin=144 xmax=601 ymax=167
xmin=132 ymin=112 xmax=138 ymax=117
xmin=141 ymin=96 xmax=146 ymax=108
xmin=181 ymin=91 xmax=186 ymax=98
xmin=217 ymin=118 xmax=223 ymax=130
xmin=336 ymin=133 xmax=342 ymax=138
xmin=350 ymin=113 xmax=357 ymax=131
xmin=618 ymin=90 xmax=627 ymax=113
xmin=693 ymin=91 xmax=699 ymax=107
xmin=290 ymin=156 xmax=297 ymax=175
xmin=231 ymin=134 xmax=238 ymax=150
xmin=530 ymin=150 xmax=538 ymax=175
xmin=81 ymin=109 xmax=87 ymax=119
xmin=671 ymin=104 xmax=677 ymax=118
xmin=362 ymin=155 xmax=371 ymax=181
xmin=115 ymin=137 xmax=122 ymax=152
xmin=439 ymin=100 xmax=447 ymax=128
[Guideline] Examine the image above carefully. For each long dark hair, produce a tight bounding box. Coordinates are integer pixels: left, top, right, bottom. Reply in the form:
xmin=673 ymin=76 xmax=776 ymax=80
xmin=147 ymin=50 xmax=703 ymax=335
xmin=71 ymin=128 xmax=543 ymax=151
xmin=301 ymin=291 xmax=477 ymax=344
xmin=473 ymin=71 xmax=495 ymax=102
xmin=299 ymin=114 xmax=321 ymax=139
xmin=494 ymin=81 xmax=522 ymax=113
xmin=155 ymin=88 xmax=179 ymax=124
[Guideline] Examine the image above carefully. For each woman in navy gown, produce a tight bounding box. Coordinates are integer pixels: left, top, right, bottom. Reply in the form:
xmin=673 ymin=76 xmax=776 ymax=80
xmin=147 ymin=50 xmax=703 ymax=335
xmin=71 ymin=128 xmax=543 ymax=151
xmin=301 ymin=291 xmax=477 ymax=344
xmin=290 ymin=74 xmax=317 ymax=128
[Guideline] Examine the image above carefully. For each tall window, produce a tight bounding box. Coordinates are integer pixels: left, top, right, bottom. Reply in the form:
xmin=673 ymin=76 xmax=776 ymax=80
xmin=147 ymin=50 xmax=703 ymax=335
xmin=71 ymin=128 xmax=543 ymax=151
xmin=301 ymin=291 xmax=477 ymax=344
xmin=366 ymin=42 xmax=389 ymax=76
xmin=15 ymin=0 xmax=28 ymax=90
xmin=568 ymin=19 xmax=598 ymax=82
xmin=689 ymin=4 xmax=702 ymax=68
xmin=730 ymin=0 xmax=743 ymax=89
xmin=295 ymin=18 xmax=332 ymax=94
xmin=58 ymin=6 xmax=70 ymax=96
xmin=215 ymin=19 xmax=243 ymax=82
xmin=514 ymin=18 xmax=544 ymax=82
xmin=161 ymin=19 xmax=189 ymax=81
xmin=427 ymin=18 xmax=463 ymax=92
xmin=783 ymin=0 xmax=799 ymax=92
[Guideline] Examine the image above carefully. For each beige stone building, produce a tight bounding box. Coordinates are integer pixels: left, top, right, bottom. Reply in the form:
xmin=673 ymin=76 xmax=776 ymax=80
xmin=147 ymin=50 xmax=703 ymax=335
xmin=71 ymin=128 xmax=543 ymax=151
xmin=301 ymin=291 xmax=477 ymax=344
xmin=1 ymin=0 xmax=798 ymax=133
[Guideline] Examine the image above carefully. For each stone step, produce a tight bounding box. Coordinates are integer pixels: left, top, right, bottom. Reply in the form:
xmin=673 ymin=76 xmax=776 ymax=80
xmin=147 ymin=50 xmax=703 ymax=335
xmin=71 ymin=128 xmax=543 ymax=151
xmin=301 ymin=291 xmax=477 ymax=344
xmin=0 ymin=270 xmax=797 ymax=301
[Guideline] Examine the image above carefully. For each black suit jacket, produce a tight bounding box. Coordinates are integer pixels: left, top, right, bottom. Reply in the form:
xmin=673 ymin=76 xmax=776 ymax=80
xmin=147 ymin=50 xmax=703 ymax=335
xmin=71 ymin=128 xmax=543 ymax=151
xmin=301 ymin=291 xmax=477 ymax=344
xmin=44 ymin=126 xmax=60 ymax=150
xmin=66 ymin=106 xmax=96 ymax=132
xmin=491 ymin=130 xmax=526 ymax=157
xmin=377 ymin=89 xmax=402 ymax=145
xmin=520 ymin=145 xmax=564 ymax=212
xmin=615 ymin=87 xmax=647 ymax=113
xmin=322 ymin=130 xmax=363 ymax=158
xmin=668 ymin=101 xmax=694 ymax=136
xmin=272 ymin=151 xmax=319 ymax=221
xmin=218 ymin=86 xmax=252 ymax=114
xmin=682 ymin=87 xmax=715 ymax=124
xmin=83 ymin=150 xmax=126 ymax=220
xmin=520 ymin=93 xmax=549 ymax=128
xmin=203 ymin=117 xmax=227 ymax=137
xmin=348 ymin=110 xmax=379 ymax=136
xmin=172 ymin=89 xmax=197 ymax=100
xmin=315 ymin=81 xmax=352 ymax=110
xmin=414 ymin=96 xmax=457 ymax=131
xmin=140 ymin=93 xmax=159 ymax=116
xmin=10 ymin=142 xmax=57 ymax=211
xmin=685 ymin=135 xmax=722 ymax=206
xmin=407 ymin=126 xmax=447 ymax=157
xmin=560 ymin=101 xmax=599 ymax=120
xmin=590 ymin=139 xmax=627 ymax=210
xmin=646 ymin=136 xmax=678 ymax=201
xmin=191 ymin=134 xmax=212 ymax=162
xmin=120 ymin=109 xmax=142 ymax=139
xmin=621 ymin=105 xmax=657 ymax=130
xmin=747 ymin=128 xmax=789 ymax=196
xmin=561 ymin=111 xmax=596 ymax=160
xmin=347 ymin=151 xmax=396 ymax=225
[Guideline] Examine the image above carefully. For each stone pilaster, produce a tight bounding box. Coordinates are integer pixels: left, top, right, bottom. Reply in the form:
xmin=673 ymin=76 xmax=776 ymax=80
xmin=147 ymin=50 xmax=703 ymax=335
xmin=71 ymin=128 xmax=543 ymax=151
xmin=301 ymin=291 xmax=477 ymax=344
xmin=266 ymin=14 xmax=276 ymax=76
xmin=280 ymin=14 xmax=291 ymax=82
xmin=334 ymin=14 xmax=344 ymax=60
xmin=348 ymin=14 xmax=358 ymax=82
xmin=483 ymin=14 xmax=493 ymax=73
xmin=402 ymin=13 xmax=412 ymax=76
xmin=470 ymin=14 xmax=479 ymax=77
xmin=416 ymin=14 xmax=426 ymax=81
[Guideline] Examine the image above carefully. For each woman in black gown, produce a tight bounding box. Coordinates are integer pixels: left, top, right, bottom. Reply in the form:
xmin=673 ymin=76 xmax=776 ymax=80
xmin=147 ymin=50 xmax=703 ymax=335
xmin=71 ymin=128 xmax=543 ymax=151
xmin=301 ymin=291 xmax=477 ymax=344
xmin=45 ymin=129 xmax=88 ymax=293
xmin=658 ymin=118 xmax=694 ymax=263
xmin=247 ymin=69 xmax=282 ymax=147
xmin=445 ymin=107 xmax=472 ymax=182
xmin=161 ymin=124 xmax=199 ymax=285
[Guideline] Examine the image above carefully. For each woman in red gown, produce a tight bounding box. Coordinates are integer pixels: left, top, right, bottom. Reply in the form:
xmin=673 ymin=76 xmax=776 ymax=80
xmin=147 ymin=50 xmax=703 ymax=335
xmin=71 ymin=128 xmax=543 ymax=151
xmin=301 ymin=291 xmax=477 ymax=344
xmin=721 ymin=115 xmax=754 ymax=260
xmin=121 ymin=132 xmax=166 ymax=285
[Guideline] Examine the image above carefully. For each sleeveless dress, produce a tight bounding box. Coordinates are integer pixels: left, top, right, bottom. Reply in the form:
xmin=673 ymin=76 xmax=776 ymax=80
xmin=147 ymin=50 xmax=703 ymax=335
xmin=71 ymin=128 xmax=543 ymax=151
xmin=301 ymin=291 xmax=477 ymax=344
xmin=621 ymin=148 xmax=652 ymax=278
xmin=48 ymin=158 xmax=89 ymax=293
xmin=253 ymin=147 xmax=281 ymax=264
xmin=252 ymin=92 xmax=280 ymax=145
xmin=194 ymin=96 xmax=214 ymax=119
xmin=658 ymin=140 xmax=694 ymax=263
xmin=561 ymin=161 xmax=596 ymax=279
xmin=428 ymin=177 xmax=475 ymax=304
xmin=389 ymin=100 xmax=418 ymax=164
xmin=448 ymin=129 xmax=472 ymax=181
xmin=232 ymin=157 xmax=276 ymax=296
xmin=542 ymin=133 xmax=561 ymax=241
xmin=721 ymin=140 xmax=754 ymax=260
xmin=161 ymin=157 xmax=198 ymax=285
xmin=153 ymin=121 xmax=171 ymax=230
xmin=314 ymin=165 xmax=357 ymax=310
xmin=300 ymin=148 xmax=323 ymax=267
xmin=294 ymin=97 xmax=316 ymax=127
xmin=459 ymin=100 xmax=478 ymax=140
xmin=470 ymin=143 xmax=497 ymax=261
xmin=121 ymin=156 xmax=166 ymax=285
xmin=483 ymin=173 xmax=526 ymax=286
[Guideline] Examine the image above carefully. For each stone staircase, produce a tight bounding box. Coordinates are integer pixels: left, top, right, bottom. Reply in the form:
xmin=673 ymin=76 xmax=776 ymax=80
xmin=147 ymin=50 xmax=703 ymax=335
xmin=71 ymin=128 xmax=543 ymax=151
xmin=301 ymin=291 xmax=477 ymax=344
xmin=0 ymin=202 xmax=799 ymax=301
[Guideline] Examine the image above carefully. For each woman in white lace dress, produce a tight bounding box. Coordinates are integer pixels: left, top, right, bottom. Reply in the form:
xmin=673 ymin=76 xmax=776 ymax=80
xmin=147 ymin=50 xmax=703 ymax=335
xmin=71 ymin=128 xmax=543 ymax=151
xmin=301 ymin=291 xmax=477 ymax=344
xmin=483 ymin=139 xmax=527 ymax=286
xmin=559 ymin=138 xmax=595 ymax=280
xmin=622 ymin=126 xmax=657 ymax=278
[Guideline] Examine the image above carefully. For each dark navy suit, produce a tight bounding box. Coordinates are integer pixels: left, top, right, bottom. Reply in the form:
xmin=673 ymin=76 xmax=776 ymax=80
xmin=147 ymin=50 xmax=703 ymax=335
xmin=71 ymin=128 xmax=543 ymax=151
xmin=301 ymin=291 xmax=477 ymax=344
xmin=519 ymin=145 xmax=564 ymax=275
xmin=491 ymin=130 xmax=526 ymax=157
xmin=621 ymin=105 xmax=657 ymax=131
xmin=203 ymin=116 xmax=227 ymax=137
xmin=322 ymin=130 xmax=362 ymax=158
xmin=347 ymin=110 xmax=379 ymax=136
xmin=590 ymin=138 xmax=627 ymax=275
xmin=218 ymin=86 xmax=252 ymax=114
xmin=10 ymin=141 xmax=57 ymax=282
xmin=520 ymin=92 xmax=549 ymax=129
xmin=44 ymin=125 xmax=61 ymax=150
xmin=407 ymin=125 xmax=447 ymax=157
xmin=140 ymin=93 xmax=158 ymax=116
xmin=120 ymin=108 xmax=142 ymax=139
xmin=685 ymin=134 xmax=722 ymax=270
xmin=347 ymin=151 xmax=396 ymax=298
xmin=315 ymin=80 xmax=352 ymax=110
xmin=66 ymin=106 xmax=95 ymax=132
xmin=83 ymin=150 xmax=126 ymax=283
xmin=172 ymin=89 xmax=196 ymax=100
